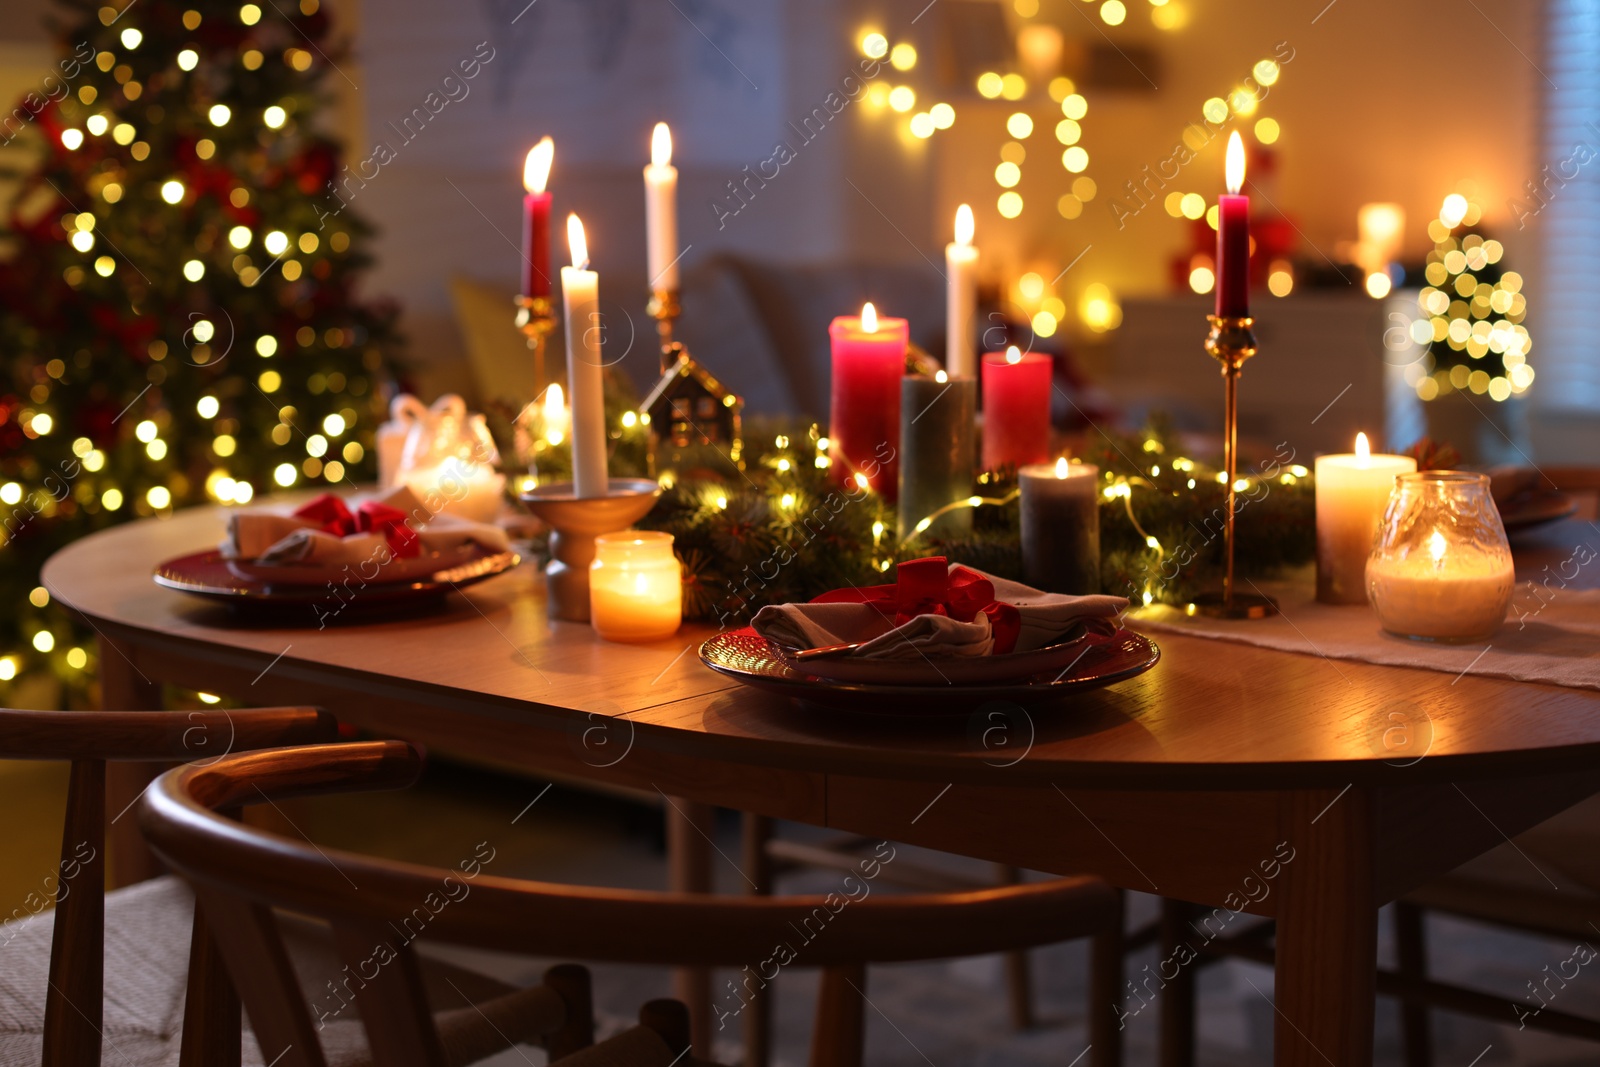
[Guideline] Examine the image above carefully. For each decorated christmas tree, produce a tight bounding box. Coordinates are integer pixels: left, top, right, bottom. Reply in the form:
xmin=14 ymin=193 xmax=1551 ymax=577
xmin=0 ymin=0 xmax=399 ymax=705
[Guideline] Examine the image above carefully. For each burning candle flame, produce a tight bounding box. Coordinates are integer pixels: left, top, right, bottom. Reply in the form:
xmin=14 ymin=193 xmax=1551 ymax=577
xmin=1354 ymin=431 xmax=1370 ymax=466
xmin=861 ymin=302 xmax=878 ymax=333
xmin=1055 ymin=457 xmax=1069 ymax=478
xmin=1225 ymin=130 xmax=1245 ymax=195
xmin=1428 ymin=529 xmax=1447 ymax=565
xmin=935 ymin=369 xmax=948 ymax=383
xmin=523 ymin=136 xmax=553 ymax=194
xmin=542 ymin=384 xmax=567 ymax=444
xmin=651 ymin=122 xmax=672 ymax=168
xmin=1005 ymin=345 xmax=1022 ymax=365
xmin=954 ymin=203 xmax=974 ymax=247
xmin=566 ymin=214 xmax=589 ymax=271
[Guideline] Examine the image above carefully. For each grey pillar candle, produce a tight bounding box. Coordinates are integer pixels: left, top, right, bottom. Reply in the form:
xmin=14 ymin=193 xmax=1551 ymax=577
xmin=897 ymin=373 xmax=977 ymax=541
xmin=1020 ymin=460 xmax=1100 ymax=594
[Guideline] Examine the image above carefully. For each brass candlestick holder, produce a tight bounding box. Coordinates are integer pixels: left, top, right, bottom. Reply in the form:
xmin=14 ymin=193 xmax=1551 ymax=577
xmin=646 ymin=287 xmax=681 ymax=366
xmin=1191 ymin=314 xmax=1279 ymax=620
xmin=515 ymin=294 xmax=558 ymax=393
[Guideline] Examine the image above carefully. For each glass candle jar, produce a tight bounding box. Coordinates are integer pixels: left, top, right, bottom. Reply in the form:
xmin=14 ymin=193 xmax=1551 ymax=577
xmin=589 ymin=531 xmax=682 ymax=642
xmin=1366 ymin=471 xmax=1514 ymax=643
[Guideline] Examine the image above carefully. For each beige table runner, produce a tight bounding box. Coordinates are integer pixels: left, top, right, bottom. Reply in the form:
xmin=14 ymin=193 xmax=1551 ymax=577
xmin=1131 ymin=580 xmax=1600 ymax=691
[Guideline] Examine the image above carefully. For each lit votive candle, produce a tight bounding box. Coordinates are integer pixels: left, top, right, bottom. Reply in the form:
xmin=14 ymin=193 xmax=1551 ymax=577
xmin=589 ymin=530 xmax=682 ymax=642
xmin=1366 ymin=470 xmax=1514 ymax=643
xmin=1314 ymin=433 xmax=1416 ymax=604
xmin=1019 ymin=458 xmax=1099 ymax=594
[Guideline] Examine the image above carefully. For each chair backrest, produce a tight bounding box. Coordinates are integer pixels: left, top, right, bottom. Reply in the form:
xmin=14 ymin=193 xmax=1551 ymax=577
xmin=140 ymin=740 xmax=1116 ymax=1066
xmin=0 ymin=706 xmax=337 ymax=1067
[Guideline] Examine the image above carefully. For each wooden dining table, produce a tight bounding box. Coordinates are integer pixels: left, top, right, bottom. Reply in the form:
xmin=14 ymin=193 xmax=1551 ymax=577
xmin=41 ymin=502 xmax=1600 ymax=1067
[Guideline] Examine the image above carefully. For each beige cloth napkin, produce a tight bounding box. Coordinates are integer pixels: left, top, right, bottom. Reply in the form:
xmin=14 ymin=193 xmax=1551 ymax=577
xmin=1132 ymin=576 xmax=1600 ymax=691
xmin=751 ymin=565 xmax=1126 ymax=660
xmin=255 ymin=515 xmax=510 ymax=565
xmin=227 ymin=486 xmax=510 ymax=565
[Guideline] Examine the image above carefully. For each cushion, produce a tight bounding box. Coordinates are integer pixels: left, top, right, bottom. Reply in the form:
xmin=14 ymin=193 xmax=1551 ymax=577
xmin=0 ymin=876 xmax=539 ymax=1067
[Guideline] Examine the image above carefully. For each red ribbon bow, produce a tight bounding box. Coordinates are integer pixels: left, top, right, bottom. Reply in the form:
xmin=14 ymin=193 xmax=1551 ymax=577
xmin=812 ymin=556 xmax=1022 ymax=654
xmin=292 ymin=493 xmax=420 ymax=559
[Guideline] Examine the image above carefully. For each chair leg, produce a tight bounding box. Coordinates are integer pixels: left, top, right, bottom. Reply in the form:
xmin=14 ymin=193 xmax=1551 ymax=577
xmin=1394 ymin=902 xmax=1433 ymax=1067
xmin=179 ymin=901 xmax=242 ymax=1067
xmin=993 ymin=864 xmax=1036 ymax=1030
xmin=810 ymin=964 xmax=865 ymax=1067
xmin=1159 ymin=899 xmax=1196 ymax=1067
xmin=741 ymin=813 xmax=775 ymax=1067
xmin=665 ymin=797 xmax=715 ymax=1059
xmin=638 ymin=999 xmax=693 ymax=1058
xmin=543 ymin=963 xmax=595 ymax=1059
xmin=1089 ymin=889 xmax=1125 ymax=1067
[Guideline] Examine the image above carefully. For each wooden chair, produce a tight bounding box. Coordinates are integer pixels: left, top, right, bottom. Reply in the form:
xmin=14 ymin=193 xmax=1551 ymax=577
xmin=737 ymin=812 xmax=1048 ymax=1067
xmin=0 ymin=705 xmax=333 ymax=1067
xmin=0 ymin=706 xmax=570 ymax=1067
xmin=139 ymin=740 xmax=1128 ymax=1067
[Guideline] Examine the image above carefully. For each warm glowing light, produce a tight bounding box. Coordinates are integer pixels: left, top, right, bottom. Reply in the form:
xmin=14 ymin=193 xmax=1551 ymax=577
xmin=264 ymin=105 xmax=286 ymax=128
xmin=930 ymin=102 xmax=955 ymax=129
xmin=651 ymin=122 xmax=672 ymax=168
xmin=909 ymin=112 xmax=935 ymax=138
xmin=1019 ymin=272 xmax=1044 ymax=301
xmin=160 ymin=179 xmax=185 ymax=204
xmin=228 ymin=225 xmax=251 ymax=249
xmin=954 ymin=203 xmax=974 ymax=246
xmin=177 ymin=48 xmax=198 ymax=70
xmin=998 ymin=191 xmax=1023 ymax=218
xmin=196 ymin=395 xmax=220 ymax=419
xmin=33 ymin=631 xmax=54 ymax=653
xmin=61 ymin=128 xmax=83 ymax=150
xmin=524 ymin=136 xmax=553 ymax=194
xmin=1180 ymin=192 xmax=1206 ymax=219
xmin=1005 ymin=345 xmax=1022 ymax=365
xmin=1428 ymin=529 xmax=1447 ymax=565
xmin=861 ymin=302 xmax=878 ymax=333
xmin=274 ymin=463 xmax=297 ymax=487
xmin=1101 ymin=0 xmax=1126 ymax=24
xmin=121 ymin=27 xmax=142 ymax=48
xmin=1080 ymin=283 xmax=1122 ymax=332
xmin=995 ymin=161 xmax=1021 ymax=188
xmin=1254 ymin=118 xmax=1279 ymax=144
xmin=861 ymin=32 xmax=888 ymax=59
xmin=1061 ymin=93 xmax=1087 ymax=120
xmin=209 ymin=104 xmax=231 ymax=126
xmin=1032 ymin=310 xmax=1058 ymax=336
xmin=977 ymin=72 xmax=1004 ymax=98
xmin=566 ymin=214 xmax=589 ymax=270
xmin=1355 ymin=432 xmax=1371 ymax=465
xmin=264 ymin=230 xmax=289 ymax=255
xmin=1006 ymin=112 xmax=1034 ymax=139
xmin=70 ymin=231 xmax=94 ymax=252
xmin=147 ymin=486 xmax=171 ymax=509
xmin=890 ymin=43 xmax=917 ymax=70
xmin=1225 ymin=130 xmax=1245 ymax=194
xmin=1365 ymin=272 xmax=1392 ymax=299
xmin=888 ymin=86 xmax=915 ymax=112
xmin=1440 ymin=193 xmax=1469 ymax=228
xmin=1055 ymin=457 xmax=1070 ymax=478
xmin=1189 ymin=266 xmax=1216 ymax=294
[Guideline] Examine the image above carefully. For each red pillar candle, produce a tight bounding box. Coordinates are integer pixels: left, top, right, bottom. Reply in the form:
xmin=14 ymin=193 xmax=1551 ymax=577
xmin=981 ymin=346 xmax=1051 ymax=472
xmin=1215 ymin=130 xmax=1250 ymax=318
xmin=828 ymin=302 xmax=906 ymax=499
xmin=521 ymin=137 xmax=554 ymax=298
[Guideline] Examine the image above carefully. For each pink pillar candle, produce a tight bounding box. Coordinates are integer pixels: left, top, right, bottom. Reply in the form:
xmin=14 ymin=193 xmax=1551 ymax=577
xmin=1215 ymin=131 xmax=1249 ymax=318
xmin=981 ymin=348 xmax=1051 ymax=472
xmin=828 ymin=303 xmax=906 ymax=500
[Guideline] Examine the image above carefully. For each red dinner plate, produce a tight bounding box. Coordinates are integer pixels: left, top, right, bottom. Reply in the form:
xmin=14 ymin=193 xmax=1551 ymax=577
xmin=699 ymin=627 xmax=1159 ymax=714
xmin=154 ymin=547 xmax=519 ymax=609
